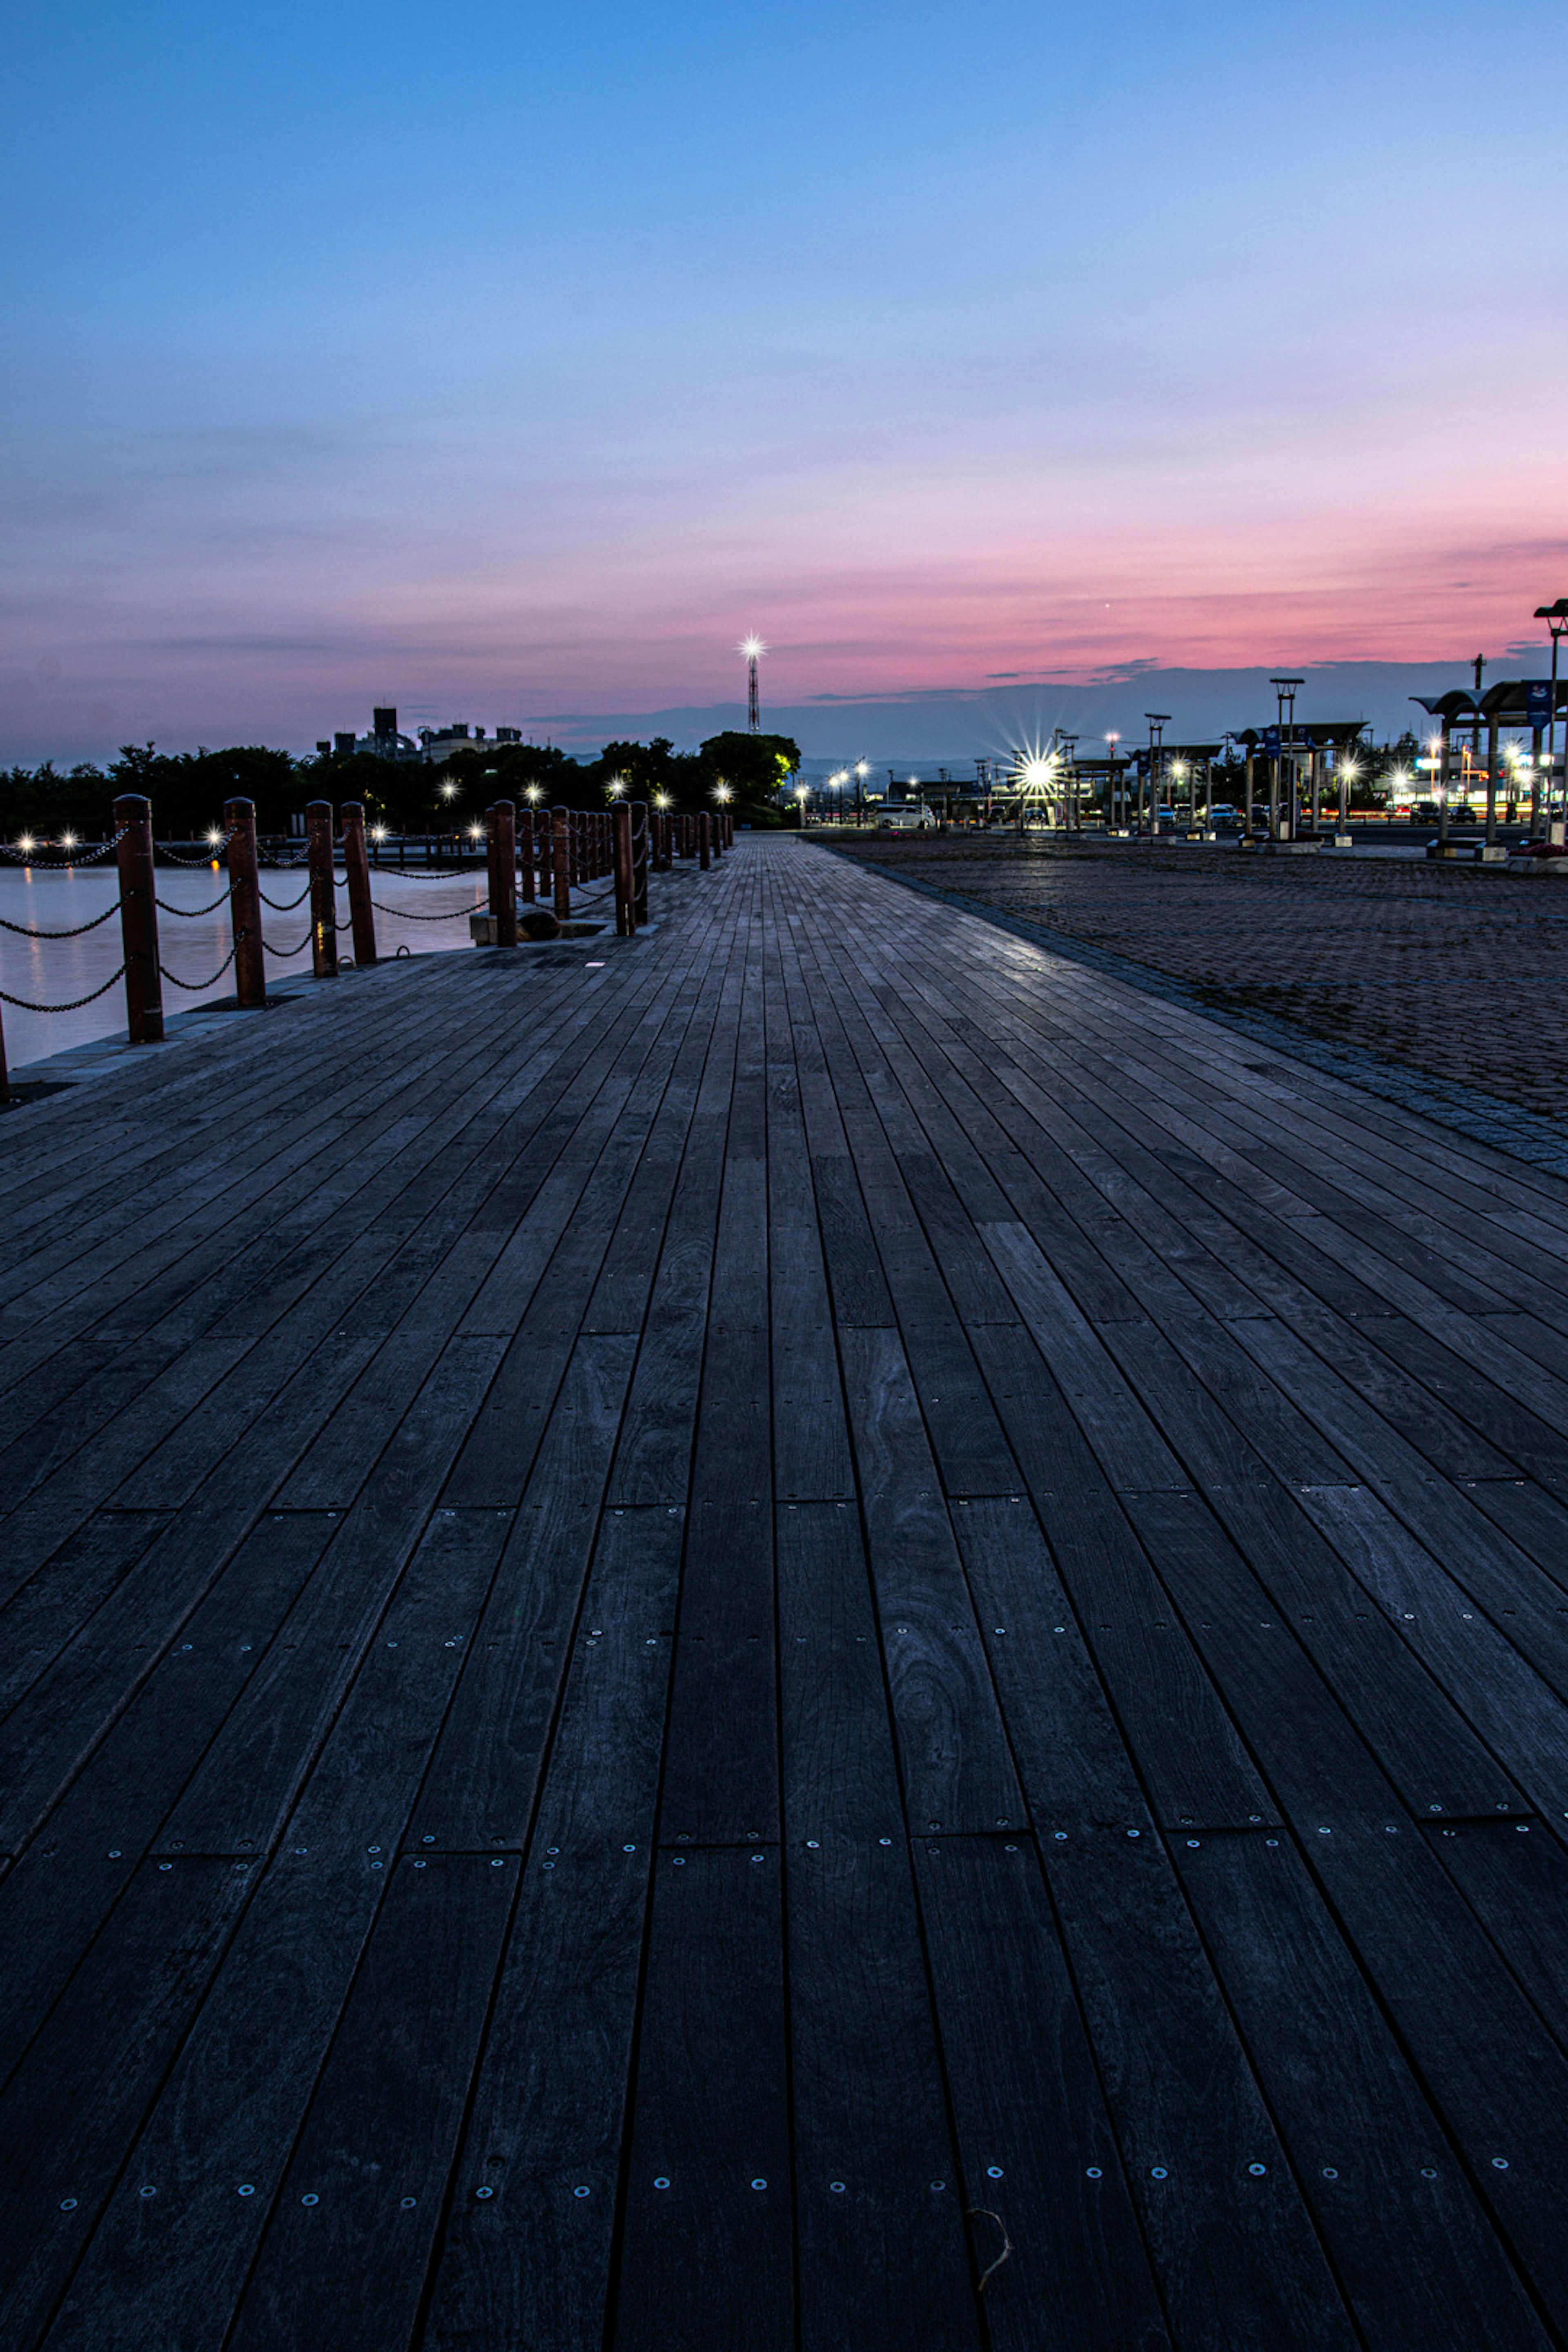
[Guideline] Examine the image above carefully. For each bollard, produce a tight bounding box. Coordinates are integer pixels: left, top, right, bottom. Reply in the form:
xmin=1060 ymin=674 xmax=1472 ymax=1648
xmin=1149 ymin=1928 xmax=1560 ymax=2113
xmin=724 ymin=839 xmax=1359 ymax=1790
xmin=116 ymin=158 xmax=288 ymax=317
xmin=518 ymin=808 xmax=537 ymax=903
xmin=224 ymin=797 xmax=268 ymax=1008
xmin=485 ymin=801 xmax=518 ymax=948
xmin=305 ymin=800 xmax=339 ymax=978
xmin=614 ymin=801 xmax=636 ymax=938
xmin=114 ymin=793 xmax=165 ymax=1043
xmin=340 ymin=802 xmax=379 ymax=965
xmin=699 ymin=811 xmax=711 ymax=870
xmin=653 ymin=811 xmax=669 ymax=873
xmin=632 ymin=800 xmax=650 ymax=927
xmin=552 ymin=806 xmax=573 ymax=920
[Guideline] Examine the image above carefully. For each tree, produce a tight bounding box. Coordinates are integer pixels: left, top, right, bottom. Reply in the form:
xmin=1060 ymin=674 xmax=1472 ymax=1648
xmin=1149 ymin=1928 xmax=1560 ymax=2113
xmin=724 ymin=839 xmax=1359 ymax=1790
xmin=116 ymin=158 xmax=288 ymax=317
xmin=697 ymin=732 xmax=800 ymax=824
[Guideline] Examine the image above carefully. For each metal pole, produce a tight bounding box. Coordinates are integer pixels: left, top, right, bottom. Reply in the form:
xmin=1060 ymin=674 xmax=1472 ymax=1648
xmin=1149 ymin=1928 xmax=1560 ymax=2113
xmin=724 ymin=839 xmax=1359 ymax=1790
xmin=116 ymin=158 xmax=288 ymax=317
xmin=114 ymin=793 xmax=164 ymax=1043
xmin=341 ymin=802 xmax=378 ymax=964
xmin=1485 ymin=714 xmax=1499 ymax=847
xmin=305 ymin=800 xmax=339 ymax=978
xmin=1438 ymin=719 xmax=1451 ymax=847
xmin=613 ymin=801 xmax=636 ymax=937
xmin=1244 ymin=750 xmax=1254 ymax=835
xmin=551 ymin=807 xmax=572 ymax=920
xmin=224 ymin=796 xmax=267 ymax=1008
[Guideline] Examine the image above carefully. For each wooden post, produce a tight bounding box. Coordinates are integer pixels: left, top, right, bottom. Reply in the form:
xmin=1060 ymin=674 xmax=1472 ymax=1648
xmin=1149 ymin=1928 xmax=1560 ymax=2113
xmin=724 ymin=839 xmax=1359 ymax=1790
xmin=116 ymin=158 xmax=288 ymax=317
xmin=552 ymin=806 xmax=572 ymax=920
xmin=699 ymin=811 xmax=711 ymax=870
xmin=224 ymin=796 xmax=267 ymax=1008
xmin=632 ymin=800 xmax=650 ymax=927
xmin=305 ymin=799 xmax=339 ymax=978
xmin=486 ymin=801 xmax=518 ymax=947
xmin=613 ymin=801 xmax=636 ymax=937
xmin=0 ymin=999 xmax=9 ymax=1104
xmin=519 ymin=807 xmax=537 ymax=902
xmin=114 ymin=793 xmax=164 ymax=1043
xmin=340 ymin=802 xmax=379 ymax=965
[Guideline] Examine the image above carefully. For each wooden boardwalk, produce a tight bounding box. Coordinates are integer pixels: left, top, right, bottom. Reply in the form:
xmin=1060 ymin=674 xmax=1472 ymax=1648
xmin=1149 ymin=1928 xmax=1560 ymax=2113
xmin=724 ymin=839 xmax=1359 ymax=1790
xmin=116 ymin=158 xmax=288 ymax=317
xmin=4 ymin=834 xmax=1568 ymax=2348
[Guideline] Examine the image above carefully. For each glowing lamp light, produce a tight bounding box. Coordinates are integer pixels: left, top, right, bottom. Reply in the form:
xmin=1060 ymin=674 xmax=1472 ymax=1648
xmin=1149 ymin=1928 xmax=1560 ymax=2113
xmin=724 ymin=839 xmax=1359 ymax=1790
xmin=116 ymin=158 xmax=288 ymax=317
xmin=468 ymin=823 xmax=483 ymax=839
xmin=372 ymin=824 xmax=388 ymax=841
xmin=18 ymin=835 xmax=35 ymax=854
xmin=525 ymin=785 xmax=543 ymax=803
xmin=206 ymin=828 xmax=222 ymax=844
xmin=439 ymin=781 xmax=458 ymax=801
xmin=653 ymin=791 xmax=673 ymax=809
xmin=712 ymin=782 xmax=733 ymax=804
xmin=61 ymin=831 xmax=78 ymax=848
xmin=607 ymin=775 xmax=628 ymax=798
xmin=1019 ymin=758 xmax=1053 ymax=789
xmin=737 ymin=634 xmax=767 ymax=661
xmin=795 ymin=783 xmax=810 ymax=800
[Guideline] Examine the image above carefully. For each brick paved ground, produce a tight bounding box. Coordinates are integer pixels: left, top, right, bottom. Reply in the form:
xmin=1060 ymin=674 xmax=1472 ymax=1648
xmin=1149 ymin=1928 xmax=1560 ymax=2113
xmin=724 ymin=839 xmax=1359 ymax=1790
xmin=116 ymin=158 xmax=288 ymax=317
xmin=830 ymin=835 xmax=1568 ymax=1124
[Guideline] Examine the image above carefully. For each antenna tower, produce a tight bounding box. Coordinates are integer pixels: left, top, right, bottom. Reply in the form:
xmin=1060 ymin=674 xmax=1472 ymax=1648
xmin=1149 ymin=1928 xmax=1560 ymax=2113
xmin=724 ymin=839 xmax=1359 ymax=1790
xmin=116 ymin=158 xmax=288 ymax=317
xmin=739 ymin=635 xmax=766 ymax=733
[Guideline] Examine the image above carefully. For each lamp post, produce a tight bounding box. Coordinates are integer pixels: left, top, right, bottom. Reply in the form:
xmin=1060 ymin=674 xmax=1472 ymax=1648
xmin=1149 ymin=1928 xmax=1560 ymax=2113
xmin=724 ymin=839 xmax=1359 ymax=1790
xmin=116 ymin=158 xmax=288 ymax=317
xmin=1143 ymin=715 xmax=1170 ymax=835
xmin=1105 ymin=733 xmax=1121 ymax=829
xmin=1535 ymin=599 xmax=1568 ymax=837
xmin=1269 ymin=677 xmax=1303 ymax=841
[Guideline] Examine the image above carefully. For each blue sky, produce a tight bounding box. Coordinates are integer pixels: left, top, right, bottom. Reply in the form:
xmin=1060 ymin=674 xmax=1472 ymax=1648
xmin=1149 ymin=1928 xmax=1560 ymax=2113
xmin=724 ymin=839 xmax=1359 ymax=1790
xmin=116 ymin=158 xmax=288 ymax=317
xmin=4 ymin=0 xmax=1565 ymax=762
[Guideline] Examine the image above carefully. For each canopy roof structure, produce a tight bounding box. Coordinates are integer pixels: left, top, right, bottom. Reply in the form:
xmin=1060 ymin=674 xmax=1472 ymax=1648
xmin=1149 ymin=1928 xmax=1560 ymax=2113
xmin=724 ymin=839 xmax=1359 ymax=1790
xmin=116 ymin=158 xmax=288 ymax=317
xmin=1412 ymin=680 xmax=1568 ymax=725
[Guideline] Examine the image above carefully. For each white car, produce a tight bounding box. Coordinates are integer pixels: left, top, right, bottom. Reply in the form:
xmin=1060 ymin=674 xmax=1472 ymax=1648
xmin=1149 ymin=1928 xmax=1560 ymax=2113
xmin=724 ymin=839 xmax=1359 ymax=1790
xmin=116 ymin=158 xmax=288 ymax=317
xmin=876 ymin=805 xmax=938 ymax=831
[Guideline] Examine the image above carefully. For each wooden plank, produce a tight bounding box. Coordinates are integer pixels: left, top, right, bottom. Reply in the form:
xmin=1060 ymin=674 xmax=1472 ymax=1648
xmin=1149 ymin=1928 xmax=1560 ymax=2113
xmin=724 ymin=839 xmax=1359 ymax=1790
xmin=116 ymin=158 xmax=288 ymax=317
xmin=1045 ymin=1827 xmax=1359 ymax=2344
xmin=611 ymin=1846 xmax=792 ymax=2352
xmin=838 ymin=1324 xmax=1025 ymax=1835
xmin=223 ymin=1852 xmax=514 ymax=2352
xmin=915 ymin=1835 xmax=1172 ymax=2350
xmin=1174 ymin=1827 xmax=1551 ymax=2351
xmin=38 ymin=1850 xmax=393 ymax=2352
xmin=422 ymin=1504 xmax=682 ymax=2351
xmin=0 ymin=1857 xmax=254 ymax=2348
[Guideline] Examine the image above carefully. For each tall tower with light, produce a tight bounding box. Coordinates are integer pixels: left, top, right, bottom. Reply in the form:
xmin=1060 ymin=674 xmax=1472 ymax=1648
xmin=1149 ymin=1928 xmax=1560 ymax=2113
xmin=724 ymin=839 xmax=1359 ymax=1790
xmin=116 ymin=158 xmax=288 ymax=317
xmin=739 ymin=635 xmax=766 ymax=733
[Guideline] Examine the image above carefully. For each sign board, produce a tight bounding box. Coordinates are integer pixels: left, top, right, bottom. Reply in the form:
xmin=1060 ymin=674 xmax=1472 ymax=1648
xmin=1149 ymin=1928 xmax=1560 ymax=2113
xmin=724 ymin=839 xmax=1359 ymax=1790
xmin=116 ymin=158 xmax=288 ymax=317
xmin=1526 ymin=680 xmax=1553 ymax=727
xmin=1261 ymin=726 xmax=1281 ymax=755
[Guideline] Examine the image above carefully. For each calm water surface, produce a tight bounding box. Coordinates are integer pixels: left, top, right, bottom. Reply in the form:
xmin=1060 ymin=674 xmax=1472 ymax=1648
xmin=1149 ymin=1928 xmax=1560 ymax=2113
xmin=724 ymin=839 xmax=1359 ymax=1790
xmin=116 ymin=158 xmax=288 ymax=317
xmin=0 ymin=860 xmax=490 ymax=1069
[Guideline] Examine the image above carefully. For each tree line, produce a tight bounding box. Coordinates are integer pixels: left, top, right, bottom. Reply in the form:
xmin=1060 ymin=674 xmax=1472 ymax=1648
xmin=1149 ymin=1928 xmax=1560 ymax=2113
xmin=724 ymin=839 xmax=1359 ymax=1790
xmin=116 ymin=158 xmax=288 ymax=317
xmin=0 ymin=730 xmax=802 ymax=841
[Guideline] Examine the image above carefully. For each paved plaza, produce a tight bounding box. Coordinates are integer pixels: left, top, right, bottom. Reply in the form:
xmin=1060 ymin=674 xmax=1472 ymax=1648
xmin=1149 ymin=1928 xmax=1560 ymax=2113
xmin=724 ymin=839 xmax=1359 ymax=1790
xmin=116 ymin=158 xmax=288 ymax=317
xmin=835 ymin=835 xmax=1568 ymax=1127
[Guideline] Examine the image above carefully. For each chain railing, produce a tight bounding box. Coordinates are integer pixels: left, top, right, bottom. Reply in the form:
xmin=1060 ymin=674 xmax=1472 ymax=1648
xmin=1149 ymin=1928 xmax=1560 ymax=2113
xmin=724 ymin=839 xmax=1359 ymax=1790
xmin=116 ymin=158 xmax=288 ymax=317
xmin=0 ymin=789 xmax=727 ymax=1102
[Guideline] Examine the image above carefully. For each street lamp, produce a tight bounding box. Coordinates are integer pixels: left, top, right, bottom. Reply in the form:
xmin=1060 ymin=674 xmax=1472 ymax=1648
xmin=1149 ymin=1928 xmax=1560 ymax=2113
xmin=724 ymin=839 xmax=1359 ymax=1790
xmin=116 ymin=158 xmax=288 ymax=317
xmin=1104 ymin=733 xmax=1121 ymax=828
xmin=1143 ymin=715 xmax=1170 ymax=835
xmin=712 ymin=782 xmax=733 ymax=805
xmin=1269 ymin=676 xmax=1304 ymax=839
xmin=606 ymin=774 xmax=628 ymax=799
xmin=1535 ymin=599 xmax=1568 ymax=833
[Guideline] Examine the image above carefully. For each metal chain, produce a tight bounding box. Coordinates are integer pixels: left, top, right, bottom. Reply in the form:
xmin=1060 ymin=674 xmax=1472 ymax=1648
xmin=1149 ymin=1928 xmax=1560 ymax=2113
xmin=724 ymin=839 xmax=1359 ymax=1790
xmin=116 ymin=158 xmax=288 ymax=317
xmin=258 ymin=882 xmax=310 ymax=910
xmin=0 ymin=964 xmax=128 ymax=1011
xmin=0 ymin=826 xmax=128 ymax=867
xmin=156 ymin=890 xmax=230 ymax=916
xmin=158 ymin=941 xmax=240 ymax=991
xmin=369 ymin=899 xmax=474 ymax=919
xmin=0 ymin=899 xmax=122 ymax=939
xmin=263 ymin=930 xmax=312 ymax=958
xmin=154 ymin=831 xmax=234 ymax=867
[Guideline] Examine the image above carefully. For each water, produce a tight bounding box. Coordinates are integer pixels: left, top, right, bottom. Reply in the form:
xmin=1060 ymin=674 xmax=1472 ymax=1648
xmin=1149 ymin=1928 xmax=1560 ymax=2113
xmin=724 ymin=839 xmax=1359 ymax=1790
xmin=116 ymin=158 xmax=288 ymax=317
xmin=0 ymin=858 xmax=491 ymax=1070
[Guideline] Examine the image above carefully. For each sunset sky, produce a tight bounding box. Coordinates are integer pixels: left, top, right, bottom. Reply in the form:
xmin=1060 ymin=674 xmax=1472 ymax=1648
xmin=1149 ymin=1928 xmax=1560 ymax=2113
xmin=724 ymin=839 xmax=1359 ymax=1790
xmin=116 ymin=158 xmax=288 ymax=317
xmin=4 ymin=0 xmax=1565 ymax=762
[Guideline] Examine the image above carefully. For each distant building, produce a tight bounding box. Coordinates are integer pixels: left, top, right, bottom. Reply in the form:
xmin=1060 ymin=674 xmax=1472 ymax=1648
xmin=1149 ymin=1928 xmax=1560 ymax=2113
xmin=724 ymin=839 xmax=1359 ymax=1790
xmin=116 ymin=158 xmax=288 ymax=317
xmin=416 ymin=723 xmax=523 ymax=764
xmin=317 ymin=710 xmax=529 ymax=763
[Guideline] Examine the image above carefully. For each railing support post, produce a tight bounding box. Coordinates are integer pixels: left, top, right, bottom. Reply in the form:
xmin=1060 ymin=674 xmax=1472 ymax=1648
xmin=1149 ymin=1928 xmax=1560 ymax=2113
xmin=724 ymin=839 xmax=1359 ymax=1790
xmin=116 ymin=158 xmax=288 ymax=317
xmin=551 ymin=806 xmax=573 ymax=920
xmin=341 ymin=802 xmax=379 ymax=965
xmin=517 ymin=808 xmax=536 ymax=903
xmin=114 ymin=793 xmax=164 ymax=1043
xmin=224 ymin=796 xmax=267 ymax=1007
xmin=632 ymin=800 xmax=650 ymax=927
xmin=699 ymin=812 xmax=711 ymax=870
xmin=613 ymin=802 xmax=636 ymax=937
xmin=486 ymin=801 xmax=518 ymax=947
xmin=305 ymin=799 xmax=339 ymax=978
